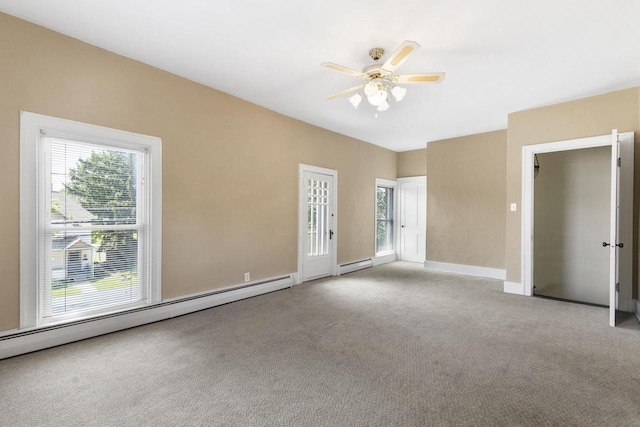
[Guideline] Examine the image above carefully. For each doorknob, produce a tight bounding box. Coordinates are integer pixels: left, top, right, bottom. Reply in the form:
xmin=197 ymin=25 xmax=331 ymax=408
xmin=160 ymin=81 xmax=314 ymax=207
xmin=401 ymin=225 xmax=405 ymax=228
xmin=603 ymin=242 xmax=624 ymax=248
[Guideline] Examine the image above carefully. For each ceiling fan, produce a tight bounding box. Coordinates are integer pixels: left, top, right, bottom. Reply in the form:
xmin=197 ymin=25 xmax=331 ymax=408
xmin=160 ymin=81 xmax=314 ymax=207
xmin=321 ymin=40 xmax=445 ymax=113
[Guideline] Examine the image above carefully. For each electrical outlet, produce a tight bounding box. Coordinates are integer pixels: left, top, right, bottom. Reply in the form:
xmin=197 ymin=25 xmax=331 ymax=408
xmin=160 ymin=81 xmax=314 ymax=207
xmin=244 ymin=272 xmax=250 ymax=282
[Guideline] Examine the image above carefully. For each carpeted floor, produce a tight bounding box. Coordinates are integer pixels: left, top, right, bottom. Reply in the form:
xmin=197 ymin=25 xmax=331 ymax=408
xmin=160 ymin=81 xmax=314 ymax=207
xmin=1 ymin=262 xmax=640 ymax=426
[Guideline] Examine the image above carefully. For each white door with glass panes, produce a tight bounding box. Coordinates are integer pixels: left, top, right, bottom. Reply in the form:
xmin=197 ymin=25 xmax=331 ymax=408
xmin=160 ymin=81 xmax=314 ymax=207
xmin=398 ymin=176 xmax=426 ymax=262
xmin=301 ymin=169 xmax=336 ymax=281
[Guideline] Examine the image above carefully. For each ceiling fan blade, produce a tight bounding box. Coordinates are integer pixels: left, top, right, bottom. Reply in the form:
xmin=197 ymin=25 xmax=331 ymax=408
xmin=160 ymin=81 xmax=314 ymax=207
xmin=381 ymin=40 xmax=421 ymax=74
xmin=394 ymin=73 xmax=446 ymax=84
xmin=326 ymin=84 xmax=365 ymax=100
xmin=321 ymin=62 xmax=365 ymax=78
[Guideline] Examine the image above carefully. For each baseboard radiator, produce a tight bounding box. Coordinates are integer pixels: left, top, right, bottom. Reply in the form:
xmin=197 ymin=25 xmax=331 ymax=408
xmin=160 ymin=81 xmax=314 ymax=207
xmin=339 ymin=258 xmax=373 ymax=275
xmin=0 ymin=274 xmax=293 ymax=360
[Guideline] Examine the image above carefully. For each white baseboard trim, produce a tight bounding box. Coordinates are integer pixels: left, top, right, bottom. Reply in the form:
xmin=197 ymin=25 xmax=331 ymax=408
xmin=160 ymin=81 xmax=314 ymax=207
xmin=0 ymin=274 xmax=293 ymax=360
xmin=635 ymin=300 xmax=640 ymax=323
xmin=290 ymin=272 xmax=301 ymax=285
xmin=373 ymin=253 xmax=396 ymax=266
xmin=503 ymin=281 xmax=526 ymax=295
xmin=423 ymin=260 xmax=506 ymax=280
xmin=338 ymin=258 xmax=373 ymax=275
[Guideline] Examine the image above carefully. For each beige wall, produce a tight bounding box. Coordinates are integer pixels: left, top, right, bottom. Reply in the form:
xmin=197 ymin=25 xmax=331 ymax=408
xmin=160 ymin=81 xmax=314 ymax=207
xmin=3 ymin=13 xmax=639 ymax=334
xmin=426 ymin=130 xmax=507 ymax=269
xmin=506 ymin=88 xmax=640 ymax=300
xmin=0 ymin=13 xmax=397 ymax=332
xmin=397 ymin=148 xmax=427 ymax=177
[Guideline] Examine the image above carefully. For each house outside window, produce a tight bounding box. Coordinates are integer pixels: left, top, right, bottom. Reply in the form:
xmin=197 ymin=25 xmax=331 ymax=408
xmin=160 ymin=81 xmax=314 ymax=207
xmin=20 ymin=112 xmax=162 ymax=328
xmin=375 ymin=178 xmax=396 ymax=256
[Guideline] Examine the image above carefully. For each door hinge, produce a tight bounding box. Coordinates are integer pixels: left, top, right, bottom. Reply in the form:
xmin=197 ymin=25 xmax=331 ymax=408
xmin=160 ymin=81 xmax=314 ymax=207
xmin=618 ymin=157 xmax=621 ymax=167
xmin=615 ymin=282 xmax=620 ymax=292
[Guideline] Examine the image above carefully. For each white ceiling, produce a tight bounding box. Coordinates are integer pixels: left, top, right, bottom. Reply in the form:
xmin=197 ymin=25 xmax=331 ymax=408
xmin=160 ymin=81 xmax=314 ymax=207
xmin=1 ymin=0 xmax=639 ymax=152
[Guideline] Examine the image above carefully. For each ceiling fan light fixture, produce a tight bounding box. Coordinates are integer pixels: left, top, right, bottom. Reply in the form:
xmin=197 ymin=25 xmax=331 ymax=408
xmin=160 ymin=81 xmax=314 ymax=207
xmin=322 ymin=40 xmax=445 ymax=115
xmin=367 ymin=88 xmax=387 ymax=106
xmin=377 ymin=98 xmax=390 ymax=112
xmin=363 ymin=81 xmax=379 ymax=97
xmin=391 ymin=86 xmax=407 ymax=102
xmin=348 ymin=93 xmax=362 ymax=108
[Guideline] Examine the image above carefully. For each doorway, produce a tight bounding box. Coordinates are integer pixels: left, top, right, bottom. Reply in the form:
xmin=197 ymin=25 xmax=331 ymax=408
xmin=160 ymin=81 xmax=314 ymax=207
xmin=522 ymin=131 xmax=634 ymax=326
xmin=533 ymin=146 xmax=610 ymax=306
xmin=397 ymin=176 xmax=426 ymax=263
xmin=298 ymin=164 xmax=337 ymax=282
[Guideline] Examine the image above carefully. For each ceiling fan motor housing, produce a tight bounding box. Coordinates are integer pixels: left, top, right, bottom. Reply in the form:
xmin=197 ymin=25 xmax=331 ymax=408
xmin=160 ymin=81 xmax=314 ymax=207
xmin=368 ymin=47 xmax=384 ymax=61
xmin=362 ymin=64 xmax=385 ymax=79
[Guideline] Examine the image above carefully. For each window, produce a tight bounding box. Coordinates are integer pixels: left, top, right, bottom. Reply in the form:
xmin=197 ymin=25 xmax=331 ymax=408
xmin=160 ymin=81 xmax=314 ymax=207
xmin=20 ymin=112 xmax=162 ymax=328
xmin=307 ymin=178 xmax=329 ymax=256
xmin=375 ymin=179 xmax=396 ymax=255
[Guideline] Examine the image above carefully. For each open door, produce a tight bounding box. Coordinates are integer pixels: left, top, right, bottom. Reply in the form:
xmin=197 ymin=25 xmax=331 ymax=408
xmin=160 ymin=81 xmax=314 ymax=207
xmin=608 ymin=131 xmax=619 ymax=326
xmin=608 ymin=130 xmax=635 ymax=326
xmin=522 ymin=131 xmax=634 ymax=325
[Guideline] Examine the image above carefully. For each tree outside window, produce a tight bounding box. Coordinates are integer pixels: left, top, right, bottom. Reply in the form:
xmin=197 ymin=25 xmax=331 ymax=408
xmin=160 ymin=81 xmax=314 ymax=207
xmin=376 ymin=186 xmax=394 ymax=254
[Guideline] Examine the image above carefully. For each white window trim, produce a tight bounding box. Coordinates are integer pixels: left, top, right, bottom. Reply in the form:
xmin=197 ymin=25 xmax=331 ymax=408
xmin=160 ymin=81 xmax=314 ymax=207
xmin=374 ymin=178 xmax=397 ymax=257
xmin=20 ymin=111 xmax=162 ymax=329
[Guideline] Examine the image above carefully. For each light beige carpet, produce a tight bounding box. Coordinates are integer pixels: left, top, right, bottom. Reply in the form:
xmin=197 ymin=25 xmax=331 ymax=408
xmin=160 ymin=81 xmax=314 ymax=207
xmin=1 ymin=262 xmax=639 ymax=426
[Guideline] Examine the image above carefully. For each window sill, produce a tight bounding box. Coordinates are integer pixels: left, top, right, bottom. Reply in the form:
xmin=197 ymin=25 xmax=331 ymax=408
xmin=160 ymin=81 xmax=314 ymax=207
xmin=373 ymin=252 xmax=397 ymax=266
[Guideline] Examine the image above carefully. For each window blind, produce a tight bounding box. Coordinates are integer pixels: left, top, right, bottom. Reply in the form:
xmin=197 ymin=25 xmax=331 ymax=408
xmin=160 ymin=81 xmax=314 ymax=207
xmin=40 ymin=137 xmax=149 ymax=321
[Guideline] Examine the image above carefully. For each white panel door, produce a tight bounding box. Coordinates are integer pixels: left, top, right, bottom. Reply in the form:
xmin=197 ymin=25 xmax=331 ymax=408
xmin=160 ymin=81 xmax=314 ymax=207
xmin=608 ymin=133 xmax=619 ymax=327
xmin=398 ymin=177 xmax=426 ymax=263
xmin=615 ymin=133 xmax=634 ymax=314
xmin=302 ymin=170 xmax=335 ymax=281
xmin=609 ymin=131 xmax=634 ymax=326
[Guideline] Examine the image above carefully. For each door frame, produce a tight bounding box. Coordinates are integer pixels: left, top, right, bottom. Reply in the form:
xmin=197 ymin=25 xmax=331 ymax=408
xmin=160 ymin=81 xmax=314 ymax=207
xmin=297 ymin=164 xmax=338 ymax=284
xmin=397 ymin=176 xmax=427 ymax=262
xmin=521 ymin=131 xmax=634 ymax=323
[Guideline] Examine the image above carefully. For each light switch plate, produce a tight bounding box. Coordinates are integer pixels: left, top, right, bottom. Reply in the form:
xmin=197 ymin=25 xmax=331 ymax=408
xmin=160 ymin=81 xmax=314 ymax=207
xmin=510 ymin=203 xmax=517 ymax=212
